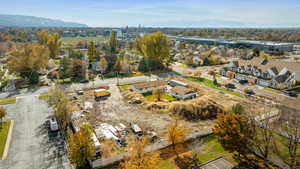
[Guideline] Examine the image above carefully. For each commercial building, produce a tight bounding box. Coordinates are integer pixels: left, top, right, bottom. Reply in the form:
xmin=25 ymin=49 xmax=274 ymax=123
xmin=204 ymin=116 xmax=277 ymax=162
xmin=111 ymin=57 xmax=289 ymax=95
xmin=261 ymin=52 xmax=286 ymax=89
xmin=171 ymin=36 xmax=294 ymax=55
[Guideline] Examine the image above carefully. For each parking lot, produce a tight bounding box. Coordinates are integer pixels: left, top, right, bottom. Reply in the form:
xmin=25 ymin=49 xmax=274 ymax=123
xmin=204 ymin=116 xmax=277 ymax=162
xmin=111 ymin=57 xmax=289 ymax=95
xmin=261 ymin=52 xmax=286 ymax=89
xmin=0 ymin=95 xmax=71 ymax=169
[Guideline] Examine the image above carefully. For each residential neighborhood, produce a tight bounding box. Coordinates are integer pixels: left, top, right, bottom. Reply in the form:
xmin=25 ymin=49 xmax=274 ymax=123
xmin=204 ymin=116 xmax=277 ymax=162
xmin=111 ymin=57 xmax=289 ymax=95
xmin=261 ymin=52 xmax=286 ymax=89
xmin=0 ymin=1 xmax=300 ymax=169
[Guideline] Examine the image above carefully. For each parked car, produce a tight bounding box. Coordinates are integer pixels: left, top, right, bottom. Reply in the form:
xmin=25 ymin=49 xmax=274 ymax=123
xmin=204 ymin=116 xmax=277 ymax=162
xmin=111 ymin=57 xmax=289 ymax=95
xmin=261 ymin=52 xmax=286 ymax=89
xmin=76 ymin=89 xmax=84 ymax=95
xmin=128 ymin=98 xmax=142 ymax=104
xmin=49 ymin=117 xmax=59 ymax=132
xmin=116 ymin=138 xmax=127 ymax=147
xmin=79 ymin=79 xmax=89 ymax=83
xmin=225 ymin=83 xmax=236 ymax=89
xmin=283 ymin=91 xmax=298 ymax=97
xmin=147 ymin=131 xmax=158 ymax=142
xmin=239 ymin=80 xmax=248 ymax=85
xmin=131 ymin=123 xmax=143 ymax=139
xmin=244 ymin=89 xmax=255 ymax=95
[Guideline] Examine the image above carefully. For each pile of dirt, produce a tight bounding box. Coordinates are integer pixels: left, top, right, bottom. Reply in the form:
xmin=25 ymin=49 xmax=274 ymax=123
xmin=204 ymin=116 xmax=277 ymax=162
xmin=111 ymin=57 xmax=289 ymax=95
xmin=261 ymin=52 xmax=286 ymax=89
xmin=168 ymin=97 xmax=224 ymax=121
xmin=144 ymin=102 xmax=170 ymax=113
xmin=122 ymin=90 xmax=144 ymax=101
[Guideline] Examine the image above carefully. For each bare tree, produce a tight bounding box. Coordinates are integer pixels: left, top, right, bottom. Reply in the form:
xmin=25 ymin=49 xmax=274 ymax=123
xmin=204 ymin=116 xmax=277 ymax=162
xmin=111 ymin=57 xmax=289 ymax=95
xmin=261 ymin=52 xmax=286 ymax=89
xmin=274 ymin=113 xmax=300 ymax=169
xmin=249 ymin=111 xmax=276 ymax=167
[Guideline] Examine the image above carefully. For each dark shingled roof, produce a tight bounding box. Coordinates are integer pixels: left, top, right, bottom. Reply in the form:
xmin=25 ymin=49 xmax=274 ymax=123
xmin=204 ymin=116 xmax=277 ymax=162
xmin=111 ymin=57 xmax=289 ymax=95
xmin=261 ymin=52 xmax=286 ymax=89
xmin=237 ymin=58 xmax=300 ymax=73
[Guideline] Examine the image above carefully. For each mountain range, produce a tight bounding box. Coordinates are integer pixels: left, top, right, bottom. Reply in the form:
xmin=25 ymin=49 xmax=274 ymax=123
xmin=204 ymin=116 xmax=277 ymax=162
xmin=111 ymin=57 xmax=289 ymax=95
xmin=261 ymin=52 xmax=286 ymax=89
xmin=0 ymin=14 xmax=88 ymax=27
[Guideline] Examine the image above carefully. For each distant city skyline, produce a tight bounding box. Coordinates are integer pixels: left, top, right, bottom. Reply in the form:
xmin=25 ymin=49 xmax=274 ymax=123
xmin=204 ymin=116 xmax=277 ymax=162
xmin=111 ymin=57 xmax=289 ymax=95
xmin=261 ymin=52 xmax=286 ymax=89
xmin=1 ymin=0 xmax=300 ymax=27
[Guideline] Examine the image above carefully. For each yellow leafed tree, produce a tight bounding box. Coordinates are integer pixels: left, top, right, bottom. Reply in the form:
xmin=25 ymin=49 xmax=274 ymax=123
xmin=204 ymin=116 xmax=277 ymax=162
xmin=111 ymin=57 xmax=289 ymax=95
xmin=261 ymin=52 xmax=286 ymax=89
xmin=68 ymin=127 xmax=95 ymax=168
xmin=8 ymin=43 xmax=49 ymax=82
xmin=47 ymin=33 xmax=61 ymax=58
xmin=120 ymin=138 xmax=161 ymax=169
xmin=167 ymin=119 xmax=188 ymax=158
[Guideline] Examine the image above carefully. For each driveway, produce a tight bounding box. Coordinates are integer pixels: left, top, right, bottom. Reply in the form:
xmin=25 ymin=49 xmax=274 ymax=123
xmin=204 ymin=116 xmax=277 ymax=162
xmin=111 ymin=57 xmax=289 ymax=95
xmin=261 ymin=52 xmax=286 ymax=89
xmin=0 ymin=95 xmax=71 ymax=169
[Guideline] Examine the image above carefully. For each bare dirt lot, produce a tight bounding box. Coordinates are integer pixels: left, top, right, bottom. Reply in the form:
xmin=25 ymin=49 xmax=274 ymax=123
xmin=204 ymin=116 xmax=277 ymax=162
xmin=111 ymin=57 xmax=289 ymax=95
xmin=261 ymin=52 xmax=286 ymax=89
xmin=82 ymin=84 xmax=214 ymax=137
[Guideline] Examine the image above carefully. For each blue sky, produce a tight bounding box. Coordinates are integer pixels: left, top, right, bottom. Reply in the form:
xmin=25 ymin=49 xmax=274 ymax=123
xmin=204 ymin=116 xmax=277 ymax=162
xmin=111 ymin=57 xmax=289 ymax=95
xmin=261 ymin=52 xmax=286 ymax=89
xmin=1 ymin=0 xmax=300 ymax=27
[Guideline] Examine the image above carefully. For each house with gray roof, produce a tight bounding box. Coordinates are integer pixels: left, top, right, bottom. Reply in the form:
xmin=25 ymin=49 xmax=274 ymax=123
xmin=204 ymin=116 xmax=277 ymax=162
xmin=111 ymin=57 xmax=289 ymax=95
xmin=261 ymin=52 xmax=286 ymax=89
xmin=220 ymin=58 xmax=300 ymax=89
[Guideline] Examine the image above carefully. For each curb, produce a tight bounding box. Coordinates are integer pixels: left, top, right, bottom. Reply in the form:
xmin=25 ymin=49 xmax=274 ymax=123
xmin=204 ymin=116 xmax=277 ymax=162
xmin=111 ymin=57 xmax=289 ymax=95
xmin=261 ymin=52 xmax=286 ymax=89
xmin=1 ymin=120 xmax=14 ymax=160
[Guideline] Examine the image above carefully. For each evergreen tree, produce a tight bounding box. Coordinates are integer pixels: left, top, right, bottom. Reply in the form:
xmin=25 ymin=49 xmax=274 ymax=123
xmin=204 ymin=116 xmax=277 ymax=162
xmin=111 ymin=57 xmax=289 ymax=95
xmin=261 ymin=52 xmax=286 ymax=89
xmin=60 ymin=55 xmax=71 ymax=78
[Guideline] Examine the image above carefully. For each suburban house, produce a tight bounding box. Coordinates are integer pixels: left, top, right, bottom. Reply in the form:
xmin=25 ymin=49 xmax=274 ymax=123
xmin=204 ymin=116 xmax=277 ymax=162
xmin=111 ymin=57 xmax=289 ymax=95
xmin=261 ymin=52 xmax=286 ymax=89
xmin=169 ymin=86 xmax=197 ymax=100
xmin=131 ymin=80 xmax=167 ymax=94
xmin=220 ymin=58 xmax=300 ymax=89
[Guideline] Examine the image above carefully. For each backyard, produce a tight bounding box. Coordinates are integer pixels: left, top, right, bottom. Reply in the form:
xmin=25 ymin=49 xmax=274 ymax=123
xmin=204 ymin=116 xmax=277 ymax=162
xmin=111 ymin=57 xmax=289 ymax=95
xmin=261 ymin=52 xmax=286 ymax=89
xmin=196 ymin=135 xmax=236 ymax=164
xmin=0 ymin=121 xmax=11 ymax=158
xmin=143 ymin=92 xmax=176 ymax=102
xmin=186 ymin=77 xmax=244 ymax=98
xmin=289 ymin=86 xmax=300 ymax=93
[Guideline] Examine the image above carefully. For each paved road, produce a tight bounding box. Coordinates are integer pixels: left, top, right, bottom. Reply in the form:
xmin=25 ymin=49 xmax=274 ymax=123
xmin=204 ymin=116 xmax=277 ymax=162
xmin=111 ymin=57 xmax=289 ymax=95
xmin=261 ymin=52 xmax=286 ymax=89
xmin=0 ymin=75 xmax=156 ymax=99
xmin=0 ymin=95 xmax=71 ymax=169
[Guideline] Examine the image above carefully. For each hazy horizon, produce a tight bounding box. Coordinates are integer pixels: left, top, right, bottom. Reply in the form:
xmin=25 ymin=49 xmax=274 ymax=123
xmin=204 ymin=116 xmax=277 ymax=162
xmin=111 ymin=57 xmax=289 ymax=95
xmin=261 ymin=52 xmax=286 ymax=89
xmin=2 ymin=0 xmax=300 ymax=28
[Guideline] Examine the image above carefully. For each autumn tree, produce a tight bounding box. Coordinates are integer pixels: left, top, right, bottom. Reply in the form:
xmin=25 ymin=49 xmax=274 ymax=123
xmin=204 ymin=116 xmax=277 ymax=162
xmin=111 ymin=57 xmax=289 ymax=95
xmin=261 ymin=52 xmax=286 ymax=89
xmin=120 ymin=138 xmax=161 ymax=169
xmin=213 ymin=113 xmax=255 ymax=161
xmin=69 ymin=50 xmax=84 ymax=60
xmin=88 ymin=41 xmax=96 ymax=63
xmin=8 ymin=43 xmax=49 ymax=84
xmin=72 ymin=59 xmax=86 ymax=79
xmin=109 ymin=30 xmax=118 ymax=53
xmin=46 ymin=86 xmax=71 ymax=133
xmin=47 ymin=33 xmax=61 ymax=58
xmin=68 ymin=127 xmax=95 ymax=168
xmin=167 ymin=119 xmax=188 ymax=158
xmin=0 ymin=107 xmax=7 ymax=128
xmin=152 ymin=87 xmax=164 ymax=101
xmin=100 ymin=139 xmax=118 ymax=158
xmin=226 ymin=71 xmax=234 ymax=79
xmin=260 ymin=52 xmax=272 ymax=59
xmin=99 ymin=57 xmax=108 ymax=73
xmin=37 ymin=31 xmax=61 ymax=58
xmin=36 ymin=30 xmax=49 ymax=45
xmin=136 ymin=32 xmax=171 ymax=71
xmin=274 ymin=114 xmax=300 ymax=169
xmin=230 ymin=103 xmax=244 ymax=114
xmin=250 ymin=114 xmax=275 ymax=167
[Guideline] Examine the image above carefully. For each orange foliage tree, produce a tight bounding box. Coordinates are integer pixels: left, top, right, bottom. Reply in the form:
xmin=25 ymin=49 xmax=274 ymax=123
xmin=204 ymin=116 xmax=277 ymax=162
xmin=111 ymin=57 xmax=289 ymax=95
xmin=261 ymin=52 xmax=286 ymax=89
xmin=8 ymin=43 xmax=49 ymax=83
xmin=213 ymin=113 xmax=255 ymax=160
xmin=120 ymin=138 xmax=161 ymax=169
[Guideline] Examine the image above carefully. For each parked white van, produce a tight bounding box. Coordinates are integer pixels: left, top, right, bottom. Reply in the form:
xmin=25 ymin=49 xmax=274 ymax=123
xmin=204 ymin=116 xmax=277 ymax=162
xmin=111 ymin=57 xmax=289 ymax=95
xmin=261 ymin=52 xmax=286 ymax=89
xmin=49 ymin=117 xmax=59 ymax=131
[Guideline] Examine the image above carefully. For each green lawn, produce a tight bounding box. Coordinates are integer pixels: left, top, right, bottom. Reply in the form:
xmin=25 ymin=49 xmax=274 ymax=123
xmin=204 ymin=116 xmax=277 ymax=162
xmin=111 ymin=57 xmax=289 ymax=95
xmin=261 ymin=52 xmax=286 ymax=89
xmin=119 ymin=85 xmax=130 ymax=91
xmin=0 ymin=121 xmax=11 ymax=158
xmin=186 ymin=77 xmax=244 ymax=98
xmin=289 ymin=86 xmax=300 ymax=93
xmin=103 ymin=72 xmax=133 ymax=79
xmin=0 ymin=98 xmax=16 ymax=105
xmin=56 ymin=78 xmax=72 ymax=84
xmin=61 ymin=36 xmax=106 ymax=47
xmin=197 ymin=135 xmax=236 ymax=164
xmin=159 ymin=160 xmax=177 ymax=169
xmin=263 ymin=87 xmax=281 ymax=94
xmin=144 ymin=93 xmax=176 ymax=102
xmin=179 ymin=64 xmax=188 ymax=68
xmin=38 ymin=93 xmax=50 ymax=101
